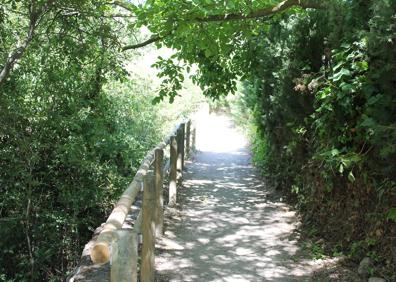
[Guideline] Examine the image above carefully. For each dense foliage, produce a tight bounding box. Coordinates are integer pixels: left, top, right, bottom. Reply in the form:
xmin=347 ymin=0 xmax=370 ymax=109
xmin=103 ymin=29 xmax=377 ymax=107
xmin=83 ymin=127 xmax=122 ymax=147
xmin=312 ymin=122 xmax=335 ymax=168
xmin=1 ymin=0 xmax=395 ymax=280
xmin=230 ymin=1 xmax=396 ymax=278
xmin=0 ymin=1 xmax=201 ymax=281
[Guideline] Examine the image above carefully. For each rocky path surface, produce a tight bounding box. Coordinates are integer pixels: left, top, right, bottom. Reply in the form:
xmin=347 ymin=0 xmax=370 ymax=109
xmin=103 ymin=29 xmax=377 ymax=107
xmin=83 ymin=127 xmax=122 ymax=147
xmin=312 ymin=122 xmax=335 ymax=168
xmin=155 ymin=113 xmax=341 ymax=282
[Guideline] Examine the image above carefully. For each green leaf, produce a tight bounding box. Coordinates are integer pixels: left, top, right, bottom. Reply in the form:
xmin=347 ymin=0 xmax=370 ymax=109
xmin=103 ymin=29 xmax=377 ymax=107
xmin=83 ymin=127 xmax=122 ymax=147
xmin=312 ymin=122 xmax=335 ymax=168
xmin=152 ymin=96 xmax=162 ymax=104
xmin=331 ymin=149 xmax=340 ymax=157
xmin=355 ymin=61 xmax=368 ymax=71
xmin=204 ymin=49 xmax=212 ymax=58
xmin=332 ymin=68 xmax=352 ymax=81
xmin=348 ymin=171 xmax=356 ymax=182
xmin=340 ymin=82 xmax=355 ymax=93
xmin=339 ymin=163 xmax=344 ymax=173
xmin=387 ymin=208 xmax=396 ymax=221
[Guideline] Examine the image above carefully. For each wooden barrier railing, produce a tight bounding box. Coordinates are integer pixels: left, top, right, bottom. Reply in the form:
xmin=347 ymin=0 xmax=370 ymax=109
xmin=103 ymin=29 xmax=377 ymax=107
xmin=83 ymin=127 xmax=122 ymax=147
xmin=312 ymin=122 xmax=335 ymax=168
xmin=89 ymin=118 xmax=195 ymax=282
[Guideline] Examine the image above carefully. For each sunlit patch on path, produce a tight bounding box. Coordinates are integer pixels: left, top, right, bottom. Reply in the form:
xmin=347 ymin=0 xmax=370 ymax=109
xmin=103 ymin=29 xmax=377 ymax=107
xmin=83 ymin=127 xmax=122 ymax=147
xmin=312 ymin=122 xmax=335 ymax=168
xmin=155 ymin=111 xmax=332 ymax=281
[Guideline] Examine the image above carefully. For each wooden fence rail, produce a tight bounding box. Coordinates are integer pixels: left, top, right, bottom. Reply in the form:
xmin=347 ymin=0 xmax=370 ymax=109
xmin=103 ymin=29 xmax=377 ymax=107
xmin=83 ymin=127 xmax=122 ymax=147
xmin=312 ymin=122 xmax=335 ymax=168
xmin=88 ymin=118 xmax=196 ymax=282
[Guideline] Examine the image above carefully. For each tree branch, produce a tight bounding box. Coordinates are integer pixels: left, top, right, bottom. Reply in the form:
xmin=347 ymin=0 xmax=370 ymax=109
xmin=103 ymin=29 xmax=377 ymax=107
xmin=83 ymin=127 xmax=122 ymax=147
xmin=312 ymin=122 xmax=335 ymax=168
xmin=0 ymin=14 xmax=37 ymax=86
xmin=0 ymin=1 xmax=54 ymax=86
xmin=122 ymin=35 xmax=163 ymax=51
xmin=121 ymin=0 xmax=324 ymax=51
xmin=197 ymin=0 xmax=323 ymax=22
xmin=104 ymin=13 xmax=135 ymax=18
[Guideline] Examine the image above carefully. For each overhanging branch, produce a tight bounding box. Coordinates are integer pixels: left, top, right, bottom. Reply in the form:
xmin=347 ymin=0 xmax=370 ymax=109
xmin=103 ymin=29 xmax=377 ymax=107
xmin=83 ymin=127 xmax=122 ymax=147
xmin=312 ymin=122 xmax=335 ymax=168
xmin=121 ymin=0 xmax=324 ymax=51
xmin=197 ymin=0 xmax=324 ymax=22
xmin=122 ymin=35 xmax=163 ymax=51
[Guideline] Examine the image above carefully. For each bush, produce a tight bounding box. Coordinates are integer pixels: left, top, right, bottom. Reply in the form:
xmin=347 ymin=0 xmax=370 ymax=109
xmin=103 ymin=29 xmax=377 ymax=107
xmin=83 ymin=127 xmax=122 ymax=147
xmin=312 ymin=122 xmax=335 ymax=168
xmin=229 ymin=1 xmax=396 ymax=278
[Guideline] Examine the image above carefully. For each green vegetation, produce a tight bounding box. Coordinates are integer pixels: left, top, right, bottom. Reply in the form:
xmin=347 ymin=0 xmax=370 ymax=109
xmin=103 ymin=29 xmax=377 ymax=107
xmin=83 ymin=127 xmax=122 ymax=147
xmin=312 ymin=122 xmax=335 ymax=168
xmin=0 ymin=1 xmax=202 ymax=280
xmin=227 ymin=1 xmax=396 ymax=278
xmin=1 ymin=0 xmax=395 ymax=280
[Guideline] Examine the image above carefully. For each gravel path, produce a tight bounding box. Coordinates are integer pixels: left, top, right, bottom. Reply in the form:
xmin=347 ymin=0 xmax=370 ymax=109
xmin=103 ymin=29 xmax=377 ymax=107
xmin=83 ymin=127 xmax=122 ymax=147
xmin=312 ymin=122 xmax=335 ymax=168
xmin=155 ymin=113 xmax=340 ymax=281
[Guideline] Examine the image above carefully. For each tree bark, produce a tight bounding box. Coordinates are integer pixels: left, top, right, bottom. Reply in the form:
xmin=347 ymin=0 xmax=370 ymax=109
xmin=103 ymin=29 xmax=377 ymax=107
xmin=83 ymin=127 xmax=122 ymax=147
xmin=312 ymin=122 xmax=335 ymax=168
xmin=0 ymin=18 xmax=36 ymax=86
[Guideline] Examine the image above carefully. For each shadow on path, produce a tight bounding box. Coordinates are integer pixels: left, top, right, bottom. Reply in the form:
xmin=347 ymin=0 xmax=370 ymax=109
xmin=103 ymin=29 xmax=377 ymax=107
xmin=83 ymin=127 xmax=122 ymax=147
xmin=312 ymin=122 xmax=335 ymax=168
xmin=155 ymin=114 xmax=328 ymax=282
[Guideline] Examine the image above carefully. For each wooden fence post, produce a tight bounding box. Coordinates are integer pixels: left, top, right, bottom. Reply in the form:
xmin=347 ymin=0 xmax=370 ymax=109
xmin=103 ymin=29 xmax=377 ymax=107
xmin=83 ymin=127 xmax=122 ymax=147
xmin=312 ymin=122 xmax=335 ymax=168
xmin=177 ymin=124 xmax=185 ymax=176
xmin=192 ymin=123 xmax=196 ymax=152
xmin=186 ymin=120 xmax=191 ymax=158
xmin=141 ymin=173 xmax=156 ymax=282
xmin=181 ymin=123 xmax=185 ymax=170
xmin=154 ymin=148 xmax=164 ymax=236
xmin=169 ymin=135 xmax=177 ymax=206
xmin=111 ymin=230 xmax=138 ymax=282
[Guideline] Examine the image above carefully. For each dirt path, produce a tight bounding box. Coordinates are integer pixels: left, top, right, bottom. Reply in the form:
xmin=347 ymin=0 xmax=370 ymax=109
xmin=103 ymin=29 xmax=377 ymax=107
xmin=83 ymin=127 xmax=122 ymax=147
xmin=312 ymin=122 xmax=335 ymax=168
xmin=155 ymin=113 xmax=335 ymax=281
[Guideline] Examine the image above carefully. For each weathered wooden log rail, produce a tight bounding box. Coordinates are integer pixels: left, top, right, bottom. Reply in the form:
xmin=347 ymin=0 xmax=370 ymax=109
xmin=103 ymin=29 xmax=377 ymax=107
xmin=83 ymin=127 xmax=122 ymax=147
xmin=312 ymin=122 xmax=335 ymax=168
xmin=71 ymin=118 xmax=195 ymax=282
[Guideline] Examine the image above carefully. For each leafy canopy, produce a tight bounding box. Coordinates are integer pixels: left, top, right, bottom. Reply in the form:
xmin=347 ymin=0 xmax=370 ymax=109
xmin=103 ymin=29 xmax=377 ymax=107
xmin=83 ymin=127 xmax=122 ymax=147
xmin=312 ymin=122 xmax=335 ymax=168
xmin=125 ymin=0 xmax=321 ymax=101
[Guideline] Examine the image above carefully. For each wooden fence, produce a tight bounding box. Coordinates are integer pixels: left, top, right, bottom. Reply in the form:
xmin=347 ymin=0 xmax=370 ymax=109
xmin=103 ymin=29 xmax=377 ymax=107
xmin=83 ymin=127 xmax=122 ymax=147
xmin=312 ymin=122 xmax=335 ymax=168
xmin=89 ymin=119 xmax=195 ymax=282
